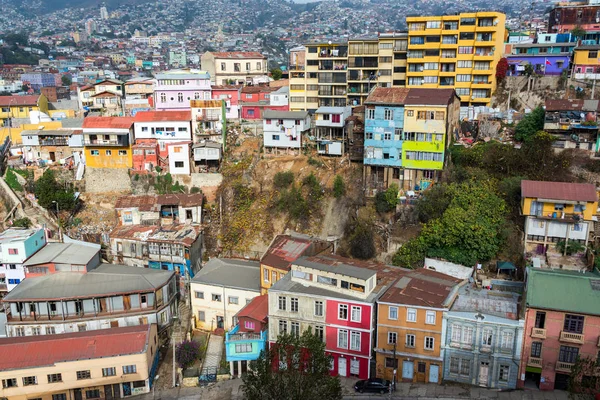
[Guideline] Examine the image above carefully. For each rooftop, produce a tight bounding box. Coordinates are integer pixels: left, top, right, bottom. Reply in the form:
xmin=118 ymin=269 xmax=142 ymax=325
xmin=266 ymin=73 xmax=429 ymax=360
xmin=526 ymin=267 xmax=600 ymax=316
xmin=23 ymin=242 xmax=99 ymax=267
xmin=155 ymin=70 xmax=210 ymax=80
xmin=521 ymin=180 xmax=597 ymax=202
xmin=295 ymin=255 xmax=378 ymax=281
xmin=82 ymin=116 xmax=134 ymax=130
xmin=190 ymin=99 xmax=223 ymax=108
xmin=3 ymin=264 xmax=174 ymax=301
xmin=450 ymin=284 xmax=520 ymax=320
xmin=315 ymin=106 xmax=348 ymax=114
xmin=260 ymin=234 xmax=318 ymax=270
xmin=263 ymin=110 xmax=309 ymax=120
xmin=378 ymin=268 xmax=464 ymax=308
xmin=0 ymin=95 xmax=40 ymax=107
xmin=191 ymin=258 xmax=260 ymax=292
xmin=134 ymin=110 xmax=191 ymax=122
xmin=0 ymin=325 xmax=151 ymax=372
xmin=241 ymin=86 xmax=278 ymax=94
xmin=109 ymin=224 xmax=201 ymax=246
xmin=209 ymin=51 xmax=267 ymax=59
xmin=403 ymin=88 xmax=459 ymax=106
xmin=235 ymin=294 xmax=268 ymax=323
xmin=545 ymin=99 xmax=600 ymax=112
xmin=365 ymin=87 xmax=410 ymax=105
xmin=211 ymin=84 xmax=243 ymax=90
xmin=20 ymin=129 xmax=80 ymax=137
xmin=0 ymin=228 xmax=41 ymax=244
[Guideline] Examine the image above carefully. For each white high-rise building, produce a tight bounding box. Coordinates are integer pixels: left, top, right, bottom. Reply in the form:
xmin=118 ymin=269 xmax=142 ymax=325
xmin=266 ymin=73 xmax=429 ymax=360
xmin=100 ymin=6 xmax=108 ymax=20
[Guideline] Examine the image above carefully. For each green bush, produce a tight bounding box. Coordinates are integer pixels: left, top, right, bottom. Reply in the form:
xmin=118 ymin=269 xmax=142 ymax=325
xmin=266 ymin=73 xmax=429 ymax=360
xmin=307 ymin=156 xmax=323 ymax=167
xmin=12 ymin=218 xmax=31 ymax=228
xmin=273 ymin=171 xmax=294 ymax=189
xmin=34 ymin=169 xmax=76 ymax=211
xmin=5 ymin=169 xmax=22 ymax=192
xmin=190 ymin=186 xmax=202 ymax=194
xmin=375 ymin=184 xmax=399 ymax=213
xmin=514 ymin=106 xmax=544 ymax=143
xmin=556 ymin=240 xmax=585 ymax=256
xmin=333 ymin=175 xmax=345 ymax=198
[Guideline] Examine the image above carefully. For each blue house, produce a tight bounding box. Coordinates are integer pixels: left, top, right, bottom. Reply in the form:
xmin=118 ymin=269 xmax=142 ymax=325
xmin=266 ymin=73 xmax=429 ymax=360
xmin=225 ymin=294 xmax=268 ymax=377
xmin=442 ymin=282 xmax=524 ymax=389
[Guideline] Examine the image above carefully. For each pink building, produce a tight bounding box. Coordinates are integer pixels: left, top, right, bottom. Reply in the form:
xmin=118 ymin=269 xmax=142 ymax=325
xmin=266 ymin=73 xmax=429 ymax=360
xmin=518 ymin=267 xmax=600 ymax=391
xmin=154 ymin=70 xmax=211 ymax=111
xmin=267 ymin=254 xmax=400 ymax=380
xmin=211 ymin=85 xmax=242 ymax=120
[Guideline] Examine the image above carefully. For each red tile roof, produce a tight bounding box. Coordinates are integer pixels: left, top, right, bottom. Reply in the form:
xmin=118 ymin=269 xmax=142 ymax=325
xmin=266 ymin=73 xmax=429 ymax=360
xmin=378 ymin=268 xmax=463 ymax=308
xmin=521 ymin=180 xmax=597 ymax=202
xmin=0 ymin=95 xmax=40 ymax=107
xmin=82 ymin=116 xmax=134 ymax=129
xmin=236 ymin=294 xmax=268 ymax=323
xmin=0 ymin=325 xmax=151 ymax=371
xmin=210 ymin=51 xmax=266 ymax=59
xmin=134 ymin=110 xmax=191 ymax=122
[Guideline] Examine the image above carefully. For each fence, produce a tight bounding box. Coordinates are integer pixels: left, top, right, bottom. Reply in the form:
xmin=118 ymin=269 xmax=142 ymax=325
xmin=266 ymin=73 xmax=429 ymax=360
xmin=198 ymin=366 xmax=218 ymax=385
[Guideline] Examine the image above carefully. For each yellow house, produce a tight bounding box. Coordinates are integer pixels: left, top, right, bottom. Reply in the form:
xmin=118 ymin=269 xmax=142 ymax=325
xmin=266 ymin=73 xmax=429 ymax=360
xmin=573 ymin=45 xmax=600 ymax=79
xmin=0 ymin=94 xmax=49 ymax=124
xmin=0 ymin=324 xmax=158 ymax=400
xmin=521 ymin=180 xmax=598 ymax=254
xmin=82 ymin=116 xmax=134 ymax=168
xmin=375 ymin=269 xmax=462 ymax=384
xmin=405 ymin=12 xmax=506 ymax=107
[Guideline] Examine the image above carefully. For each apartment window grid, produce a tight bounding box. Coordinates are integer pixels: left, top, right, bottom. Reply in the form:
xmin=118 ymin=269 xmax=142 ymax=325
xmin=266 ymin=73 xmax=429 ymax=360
xmin=279 ymin=320 xmax=287 ymax=335
xmin=338 ymin=329 xmax=349 ymax=349
xmin=531 ymin=342 xmax=542 ymax=358
xmin=291 ymin=297 xmax=299 ymax=312
xmin=424 ymin=62 xmax=438 ymax=70
xmin=482 ymin=329 xmax=493 ymax=346
xmin=351 ymin=306 xmax=362 ymax=322
xmin=315 ymin=300 xmax=324 ymax=316
xmin=498 ymin=365 xmax=510 ymax=382
xmin=559 ymin=345 xmax=579 ymax=363
xmin=407 ymin=308 xmax=417 ymax=322
xmin=291 ymin=321 xmax=300 ymax=337
xmin=388 ymin=306 xmax=398 ymax=320
xmin=123 ymin=365 xmax=137 ymax=374
xmin=339 ymin=304 xmax=348 ymax=320
xmin=406 ymin=334 xmax=416 ymax=348
xmin=102 ymin=367 xmax=116 ymax=377
xmin=22 ymin=376 xmax=37 ymax=386
xmin=76 ymin=370 xmax=91 ymax=380
xmin=47 ymin=373 xmax=62 ymax=383
xmin=235 ymin=343 xmax=252 ymax=353
xmin=405 ymin=151 xmax=443 ymax=162
xmin=388 ymin=331 xmax=397 ymax=344
xmin=425 ymin=336 xmax=435 ymax=350
xmin=384 ymin=109 xmax=393 ymax=120
xmin=564 ymin=314 xmax=584 ymax=333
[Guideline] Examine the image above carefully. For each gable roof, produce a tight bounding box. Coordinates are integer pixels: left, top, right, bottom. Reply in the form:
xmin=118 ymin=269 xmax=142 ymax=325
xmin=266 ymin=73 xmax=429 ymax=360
xmin=134 ymin=110 xmax=191 ymax=122
xmin=236 ymin=294 xmax=268 ymax=323
xmin=260 ymin=234 xmax=315 ymax=270
xmin=82 ymin=116 xmax=134 ymax=129
xmin=403 ymin=88 xmax=458 ymax=106
xmin=365 ymin=87 xmax=410 ymax=105
xmin=521 ymin=180 xmax=597 ymax=202
xmin=0 ymin=95 xmax=40 ymax=107
xmin=0 ymin=325 xmax=150 ymax=371
xmin=191 ymin=258 xmax=260 ymax=292
xmin=23 ymin=242 xmax=99 ymax=267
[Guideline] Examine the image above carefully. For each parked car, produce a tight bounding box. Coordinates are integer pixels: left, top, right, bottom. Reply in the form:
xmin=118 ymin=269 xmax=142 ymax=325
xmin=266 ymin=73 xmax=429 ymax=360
xmin=354 ymin=378 xmax=392 ymax=394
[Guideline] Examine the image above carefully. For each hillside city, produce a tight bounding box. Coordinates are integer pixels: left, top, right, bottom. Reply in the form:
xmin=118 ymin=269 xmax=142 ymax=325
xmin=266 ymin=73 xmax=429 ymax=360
xmin=1 ymin=1 xmax=600 ymax=400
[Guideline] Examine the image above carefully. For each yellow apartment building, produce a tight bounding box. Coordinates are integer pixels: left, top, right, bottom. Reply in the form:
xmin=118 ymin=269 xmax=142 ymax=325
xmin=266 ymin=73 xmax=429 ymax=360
xmin=375 ymin=269 xmax=462 ymax=384
xmin=0 ymin=324 xmax=158 ymax=400
xmin=405 ymin=12 xmax=506 ymax=107
xmin=82 ymin=116 xmax=134 ymax=169
xmin=0 ymin=94 xmax=49 ymax=125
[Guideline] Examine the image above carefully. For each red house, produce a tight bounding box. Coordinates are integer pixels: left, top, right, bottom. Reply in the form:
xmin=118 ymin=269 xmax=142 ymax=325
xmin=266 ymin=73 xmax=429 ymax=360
xmin=267 ymin=254 xmax=400 ymax=379
xmin=212 ymin=85 xmax=242 ymax=120
xmin=240 ymin=86 xmax=289 ymax=120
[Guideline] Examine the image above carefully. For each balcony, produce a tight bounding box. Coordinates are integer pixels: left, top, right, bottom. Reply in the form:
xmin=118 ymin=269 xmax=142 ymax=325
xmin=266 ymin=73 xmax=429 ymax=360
xmin=555 ymin=361 xmax=574 ymax=372
xmin=531 ymin=327 xmax=547 ymax=339
xmin=289 ymin=65 xmax=305 ymax=71
xmin=40 ymin=138 xmax=69 ymax=146
xmin=560 ymin=331 xmax=585 ymax=344
xmin=83 ymin=138 xmax=128 ymax=147
xmin=528 ymin=357 xmax=543 ymax=368
xmin=227 ymin=332 xmax=262 ymax=341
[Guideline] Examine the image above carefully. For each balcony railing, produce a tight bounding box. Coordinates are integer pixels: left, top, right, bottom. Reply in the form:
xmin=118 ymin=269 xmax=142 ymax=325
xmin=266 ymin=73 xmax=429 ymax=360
xmin=41 ymin=138 xmax=69 ymax=146
xmin=556 ymin=361 xmax=574 ymax=372
xmin=531 ymin=328 xmax=546 ymax=339
xmin=83 ymin=139 xmax=127 ymax=146
xmin=227 ymin=333 xmax=262 ymax=341
xmin=528 ymin=357 xmax=543 ymax=367
xmin=560 ymin=331 xmax=585 ymax=344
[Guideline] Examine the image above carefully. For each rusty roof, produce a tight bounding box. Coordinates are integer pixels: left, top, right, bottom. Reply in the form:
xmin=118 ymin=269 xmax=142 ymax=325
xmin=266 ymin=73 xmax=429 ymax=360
xmin=115 ymin=195 xmax=157 ymax=211
xmin=190 ymin=99 xmax=223 ymax=108
xmin=241 ymin=86 xmax=278 ymax=94
xmin=365 ymin=87 xmax=410 ymax=105
xmin=157 ymin=193 xmax=203 ymax=207
xmin=260 ymin=234 xmax=316 ymax=270
xmin=236 ymin=294 xmax=268 ymax=323
xmin=134 ymin=110 xmax=191 ymax=122
xmin=0 ymin=325 xmax=151 ymax=371
xmin=378 ymin=268 xmax=463 ymax=308
xmin=521 ymin=180 xmax=597 ymax=202
xmin=82 ymin=116 xmax=134 ymax=129
xmin=403 ymin=88 xmax=458 ymax=106
xmin=210 ymin=51 xmax=267 ymax=59
xmin=109 ymin=224 xmax=201 ymax=246
xmin=115 ymin=194 xmax=203 ymax=210
xmin=0 ymin=95 xmax=40 ymax=107
xmin=545 ymin=99 xmax=600 ymax=112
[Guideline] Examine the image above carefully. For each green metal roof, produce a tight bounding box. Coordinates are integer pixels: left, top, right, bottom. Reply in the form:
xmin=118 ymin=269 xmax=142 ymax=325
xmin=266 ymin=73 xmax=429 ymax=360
xmin=497 ymin=261 xmax=516 ymax=271
xmin=526 ymin=268 xmax=600 ymax=316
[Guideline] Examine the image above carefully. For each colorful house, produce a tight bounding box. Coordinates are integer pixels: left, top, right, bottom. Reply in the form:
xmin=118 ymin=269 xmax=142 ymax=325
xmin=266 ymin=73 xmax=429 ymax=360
xmin=0 ymin=228 xmax=46 ymax=297
xmin=225 ymin=294 xmax=269 ymax=377
xmin=211 ymin=85 xmax=242 ymax=120
xmin=375 ymin=268 xmax=463 ymax=385
xmin=518 ymin=267 xmax=600 ymax=391
xmin=240 ymin=86 xmax=288 ymax=120
xmin=190 ymin=100 xmax=226 ymax=143
xmin=573 ymin=45 xmax=600 ymax=81
xmin=0 ymin=95 xmax=49 ymax=125
xmin=268 ymin=254 xmax=401 ymax=380
xmin=262 ymin=110 xmax=310 ymax=156
xmin=543 ymin=99 xmax=600 ymax=151
xmin=201 ymin=51 xmax=268 ymax=85
xmin=153 ymin=70 xmax=211 ymax=111
xmin=506 ymin=38 xmax=574 ymax=77
xmin=314 ymin=106 xmax=352 ymax=156
xmin=133 ymin=110 xmax=192 ymax=163
xmin=82 ymin=116 xmax=134 ymax=169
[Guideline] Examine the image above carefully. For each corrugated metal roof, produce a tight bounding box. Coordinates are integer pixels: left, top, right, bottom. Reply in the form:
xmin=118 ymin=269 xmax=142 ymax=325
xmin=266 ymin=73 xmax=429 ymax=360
xmin=295 ymin=255 xmax=377 ymax=280
xmin=115 ymin=195 xmax=157 ymax=211
xmin=260 ymin=235 xmax=314 ymax=270
xmin=263 ymin=110 xmax=309 ymax=120
xmin=0 ymin=228 xmax=39 ymax=243
xmin=365 ymin=87 xmax=410 ymax=105
xmin=0 ymin=325 xmax=150 ymax=371
xmin=24 ymin=243 xmax=99 ymax=267
xmin=545 ymin=99 xmax=600 ymax=112
xmin=450 ymin=285 xmax=519 ymax=320
xmin=134 ymin=110 xmax=191 ymax=122
xmin=2 ymin=264 xmax=174 ymax=301
xmin=521 ymin=180 xmax=597 ymax=202
xmin=109 ymin=224 xmax=201 ymax=246
xmin=191 ymin=258 xmax=260 ymax=291
xmin=315 ymin=106 xmax=347 ymax=114
xmin=0 ymin=95 xmax=40 ymax=106
xmin=82 ymin=117 xmax=134 ymax=129
xmin=236 ymin=294 xmax=268 ymax=322
xmin=403 ymin=88 xmax=458 ymax=106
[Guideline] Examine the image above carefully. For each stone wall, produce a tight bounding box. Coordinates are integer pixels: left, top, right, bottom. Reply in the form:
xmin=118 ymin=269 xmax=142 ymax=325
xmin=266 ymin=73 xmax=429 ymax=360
xmin=84 ymin=168 xmax=132 ymax=193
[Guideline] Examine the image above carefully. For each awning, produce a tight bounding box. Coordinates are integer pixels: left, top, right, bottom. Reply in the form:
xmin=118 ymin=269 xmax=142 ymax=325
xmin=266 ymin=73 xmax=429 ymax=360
xmin=497 ymin=261 xmax=516 ymax=271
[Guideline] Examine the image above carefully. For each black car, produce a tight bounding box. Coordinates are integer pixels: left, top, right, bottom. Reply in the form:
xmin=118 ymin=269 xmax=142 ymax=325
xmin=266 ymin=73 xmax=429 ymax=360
xmin=354 ymin=378 xmax=392 ymax=394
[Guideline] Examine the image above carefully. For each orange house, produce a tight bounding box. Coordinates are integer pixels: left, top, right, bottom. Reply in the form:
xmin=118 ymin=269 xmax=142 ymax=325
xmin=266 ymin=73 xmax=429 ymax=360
xmin=375 ymin=269 xmax=463 ymax=385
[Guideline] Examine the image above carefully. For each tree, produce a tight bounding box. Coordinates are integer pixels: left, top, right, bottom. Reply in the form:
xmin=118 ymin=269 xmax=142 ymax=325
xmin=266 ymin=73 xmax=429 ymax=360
xmin=154 ymin=173 xmax=186 ymax=194
xmin=33 ymin=169 xmax=76 ymax=211
xmin=495 ymin=57 xmax=509 ymax=81
xmin=270 ymin=68 xmax=283 ymax=81
xmin=514 ymin=106 xmax=545 ymax=143
xmin=415 ymin=184 xmax=451 ymax=223
xmin=571 ymin=25 xmax=587 ymax=39
xmin=333 ymin=175 xmax=345 ymax=198
xmin=61 ymin=75 xmax=72 ymax=86
xmin=242 ymin=329 xmax=342 ymax=400
xmin=273 ymin=171 xmax=294 ymax=189
xmin=567 ymin=356 xmax=600 ymax=399
xmin=375 ymin=184 xmax=399 ymax=213
xmin=175 ymin=340 xmax=201 ymax=370
xmin=12 ymin=217 xmax=31 ymax=228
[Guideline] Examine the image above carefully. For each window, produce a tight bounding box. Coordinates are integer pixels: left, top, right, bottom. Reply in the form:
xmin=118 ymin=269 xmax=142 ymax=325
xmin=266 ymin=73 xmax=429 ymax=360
xmin=235 ymin=343 xmax=252 ymax=353
xmin=564 ymin=314 xmax=584 ymax=333
xmin=339 ymin=304 xmax=348 ymax=320
xmin=425 ymin=336 xmax=434 ymax=350
xmin=535 ymin=311 xmax=546 ymax=329
xmin=407 ymin=308 xmax=417 ymax=322
xmin=48 ymin=373 xmax=62 ymax=383
xmin=498 ymin=365 xmax=510 ymax=382
xmin=531 ymin=342 xmax=542 ymax=358
xmin=482 ymin=329 xmax=493 ymax=346
xmin=406 ymin=334 xmax=415 ymax=348
xmin=244 ymin=320 xmax=255 ymax=330
xmin=279 ymin=320 xmax=287 ymax=334
xmin=351 ymin=306 xmax=361 ymax=322
xmin=211 ymin=294 xmax=222 ymax=302
xmin=367 ymin=108 xmax=375 ymax=119
xmin=194 ymin=291 xmax=204 ymax=299
xmin=45 ymin=326 xmax=55 ymax=335
xmin=388 ymin=331 xmax=397 ymax=344
xmin=338 ymin=329 xmax=349 ymax=348
xmin=350 ymin=331 xmax=361 ymax=351
xmin=285 ymin=297 xmax=297 ymax=312
xmin=257 ymin=62 xmax=262 ymax=71
xmin=425 ymin=311 xmax=436 ymax=324
xmin=198 ymin=311 xmax=205 ymax=321
xmin=178 ymin=92 xmax=183 ymax=103
xmin=2 ymin=378 xmax=17 ymax=388
xmin=118 ymin=150 xmax=127 ymax=156
xmin=383 ymin=132 xmax=392 ymax=140
xmin=315 ymin=301 xmax=323 ymax=316
xmin=123 ymin=365 xmax=137 ymax=374
xmin=78 ymin=324 xmax=87 ymax=332
xmin=384 ymin=109 xmax=393 ymax=120
xmin=389 ymin=306 xmax=398 ymax=320
xmin=272 ymin=135 xmax=280 ymax=141
xmin=386 ymin=358 xmax=398 ymax=368
xmin=263 ymin=268 xmax=269 ymax=282
xmin=53 ymin=395 xmax=67 ymax=400
xmin=228 ymin=296 xmax=239 ymax=305
xmin=31 ymin=326 xmax=41 ymax=335
xmin=102 ymin=367 xmax=116 ymax=377
xmin=559 ymin=345 xmax=580 ymax=363
xmin=105 ymin=150 xmax=112 ymax=156
xmin=14 ymin=327 xmax=25 ymax=337
xmin=76 ymin=370 xmax=91 ymax=380
xmin=86 ymin=390 xmax=100 ymax=399
xmin=22 ymin=376 xmax=37 ymax=386
xmin=590 ymin=51 xmax=598 ymax=59
xmin=174 ymin=161 xmax=184 ymax=168
xmin=246 ymin=62 xmax=251 ymax=71
xmin=463 ymin=326 xmax=474 ymax=344
xmin=291 ymin=321 xmax=300 ymax=337
xmin=278 ymin=296 xmax=287 ymax=311
xmin=315 ymin=325 xmax=324 ymax=341
xmin=500 ymin=331 xmax=513 ymax=351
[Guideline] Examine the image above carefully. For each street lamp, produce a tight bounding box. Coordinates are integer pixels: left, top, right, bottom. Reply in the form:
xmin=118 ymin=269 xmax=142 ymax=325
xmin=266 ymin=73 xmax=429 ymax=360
xmin=52 ymin=200 xmax=61 ymax=242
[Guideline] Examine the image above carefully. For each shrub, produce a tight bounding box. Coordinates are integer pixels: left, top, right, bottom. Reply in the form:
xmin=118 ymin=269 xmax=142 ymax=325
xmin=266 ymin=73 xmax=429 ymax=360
xmin=12 ymin=218 xmax=31 ymax=228
xmin=5 ymin=169 xmax=22 ymax=192
xmin=556 ymin=240 xmax=585 ymax=256
xmin=273 ymin=171 xmax=294 ymax=189
xmin=190 ymin=186 xmax=202 ymax=194
xmin=375 ymin=184 xmax=399 ymax=213
xmin=333 ymin=175 xmax=345 ymax=198
xmin=175 ymin=340 xmax=201 ymax=370
xmin=307 ymin=156 xmax=323 ymax=167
